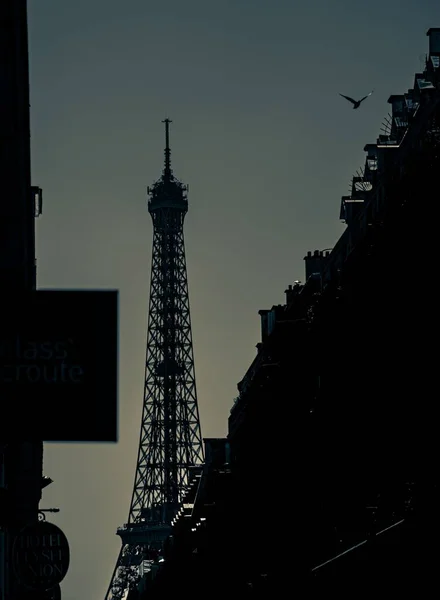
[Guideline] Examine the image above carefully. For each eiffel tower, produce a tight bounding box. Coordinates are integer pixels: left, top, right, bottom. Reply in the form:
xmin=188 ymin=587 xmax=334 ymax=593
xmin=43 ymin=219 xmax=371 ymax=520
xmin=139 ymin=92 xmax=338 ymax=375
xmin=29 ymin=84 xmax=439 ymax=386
xmin=104 ymin=119 xmax=204 ymax=599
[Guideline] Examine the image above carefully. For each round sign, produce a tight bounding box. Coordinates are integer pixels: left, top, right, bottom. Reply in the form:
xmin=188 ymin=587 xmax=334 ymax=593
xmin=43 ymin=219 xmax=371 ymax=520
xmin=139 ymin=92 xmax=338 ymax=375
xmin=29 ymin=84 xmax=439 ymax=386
xmin=12 ymin=521 xmax=70 ymax=591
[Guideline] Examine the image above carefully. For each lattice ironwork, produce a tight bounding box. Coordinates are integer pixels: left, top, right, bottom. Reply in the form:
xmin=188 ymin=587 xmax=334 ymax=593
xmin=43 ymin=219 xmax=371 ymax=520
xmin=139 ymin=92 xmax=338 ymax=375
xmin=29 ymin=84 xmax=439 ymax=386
xmin=105 ymin=120 xmax=204 ymax=600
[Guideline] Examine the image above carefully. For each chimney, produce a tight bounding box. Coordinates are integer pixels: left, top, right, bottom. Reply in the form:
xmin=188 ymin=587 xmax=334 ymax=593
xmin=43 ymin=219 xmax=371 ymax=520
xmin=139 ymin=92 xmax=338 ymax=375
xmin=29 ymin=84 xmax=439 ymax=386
xmin=258 ymin=309 xmax=270 ymax=343
xmin=427 ymin=28 xmax=440 ymax=56
xmin=204 ymin=438 xmax=229 ymax=468
xmin=285 ymin=281 xmax=302 ymax=304
xmin=304 ymin=250 xmax=326 ymax=281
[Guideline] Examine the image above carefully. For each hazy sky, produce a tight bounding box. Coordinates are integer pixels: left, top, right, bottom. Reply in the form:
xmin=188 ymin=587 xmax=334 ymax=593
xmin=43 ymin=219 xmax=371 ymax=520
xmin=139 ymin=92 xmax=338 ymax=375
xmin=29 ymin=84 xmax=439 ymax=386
xmin=27 ymin=1 xmax=439 ymax=598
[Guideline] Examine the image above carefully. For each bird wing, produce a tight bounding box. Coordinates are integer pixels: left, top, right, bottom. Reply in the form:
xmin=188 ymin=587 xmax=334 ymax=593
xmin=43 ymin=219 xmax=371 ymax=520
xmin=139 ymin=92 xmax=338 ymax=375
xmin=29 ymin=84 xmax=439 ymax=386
xmin=339 ymin=93 xmax=356 ymax=104
xmin=359 ymin=90 xmax=374 ymax=103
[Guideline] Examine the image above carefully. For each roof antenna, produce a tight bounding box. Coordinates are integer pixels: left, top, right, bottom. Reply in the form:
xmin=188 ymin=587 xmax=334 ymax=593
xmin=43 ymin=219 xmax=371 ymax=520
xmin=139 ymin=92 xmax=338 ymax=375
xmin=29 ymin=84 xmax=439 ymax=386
xmin=162 ymin=118 xmax=172 ymax=179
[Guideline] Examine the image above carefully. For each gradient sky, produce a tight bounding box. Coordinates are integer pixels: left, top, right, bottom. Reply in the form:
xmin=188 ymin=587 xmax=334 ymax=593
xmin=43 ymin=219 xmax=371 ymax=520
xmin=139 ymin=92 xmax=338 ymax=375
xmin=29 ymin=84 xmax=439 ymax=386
xmin=26 ymin=1 xmax=439 ymax=598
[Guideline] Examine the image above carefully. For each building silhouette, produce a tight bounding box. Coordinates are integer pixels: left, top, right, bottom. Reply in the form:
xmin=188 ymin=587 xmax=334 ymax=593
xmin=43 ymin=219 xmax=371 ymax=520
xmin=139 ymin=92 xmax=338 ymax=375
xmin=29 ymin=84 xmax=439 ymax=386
xmin=130 ymin=27 xmax=440 ymax=596
xmin=1 ymin=3 xmax=57 ymax=599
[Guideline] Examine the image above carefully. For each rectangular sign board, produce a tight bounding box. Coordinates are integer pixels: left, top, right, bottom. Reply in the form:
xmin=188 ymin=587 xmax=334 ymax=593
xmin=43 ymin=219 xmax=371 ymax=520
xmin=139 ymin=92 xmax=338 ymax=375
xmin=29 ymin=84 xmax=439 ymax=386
xmin=0 ymin=290 xmax=118 ymax=442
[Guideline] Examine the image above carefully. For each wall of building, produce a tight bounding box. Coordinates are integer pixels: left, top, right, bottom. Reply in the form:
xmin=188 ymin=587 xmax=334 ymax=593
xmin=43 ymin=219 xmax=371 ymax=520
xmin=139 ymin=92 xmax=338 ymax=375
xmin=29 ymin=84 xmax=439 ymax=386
xmin=1 ymin=3 xmax=43 ymax=598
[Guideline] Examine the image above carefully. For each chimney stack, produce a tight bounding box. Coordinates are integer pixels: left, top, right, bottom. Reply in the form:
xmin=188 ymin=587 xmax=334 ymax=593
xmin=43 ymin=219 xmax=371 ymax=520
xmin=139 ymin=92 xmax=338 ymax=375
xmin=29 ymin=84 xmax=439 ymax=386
xmin=204 ymin=438 xmax=230 ymax=468
xmin=304 ymin=250 xmax=329 ymax=281
xmin=258 ymin=309 xmax=270 ymax=343
xmin=427 ymin=28 xmax=440 ymax=57
xmin=285 ymin=281 xmax=302 ymax=304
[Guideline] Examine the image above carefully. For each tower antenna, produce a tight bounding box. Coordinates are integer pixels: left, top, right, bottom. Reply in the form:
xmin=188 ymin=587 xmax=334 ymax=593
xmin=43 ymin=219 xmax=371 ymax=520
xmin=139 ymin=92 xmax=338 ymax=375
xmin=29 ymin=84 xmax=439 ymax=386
xmin=162 ymin=117 xmax=172 ymax=178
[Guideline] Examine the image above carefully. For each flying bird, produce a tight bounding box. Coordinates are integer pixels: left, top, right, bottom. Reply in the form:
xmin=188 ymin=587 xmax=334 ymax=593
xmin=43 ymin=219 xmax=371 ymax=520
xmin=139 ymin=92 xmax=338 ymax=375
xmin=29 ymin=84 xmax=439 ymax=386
xmin=339 ymin=90 xmax=374 ymax=109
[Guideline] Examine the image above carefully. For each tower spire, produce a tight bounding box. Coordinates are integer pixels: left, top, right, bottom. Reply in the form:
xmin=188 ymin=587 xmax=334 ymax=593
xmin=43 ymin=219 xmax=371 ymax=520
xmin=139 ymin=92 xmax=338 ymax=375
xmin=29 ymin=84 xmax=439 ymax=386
xmin=162 ymin=117 xmax=172 ymax=178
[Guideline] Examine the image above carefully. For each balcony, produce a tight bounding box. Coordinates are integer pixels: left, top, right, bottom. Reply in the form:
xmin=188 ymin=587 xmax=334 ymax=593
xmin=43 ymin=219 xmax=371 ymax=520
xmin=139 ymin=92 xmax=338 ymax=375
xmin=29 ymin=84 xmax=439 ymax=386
xmin=117 ymin=522 xmax=172 ymax=546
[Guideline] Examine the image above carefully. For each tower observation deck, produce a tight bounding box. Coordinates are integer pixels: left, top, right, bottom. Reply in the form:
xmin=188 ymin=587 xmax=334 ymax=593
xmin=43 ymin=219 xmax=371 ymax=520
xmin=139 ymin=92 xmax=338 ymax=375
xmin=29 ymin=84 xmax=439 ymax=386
xmin=104 ymin=119 xmax=204 ymax=600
